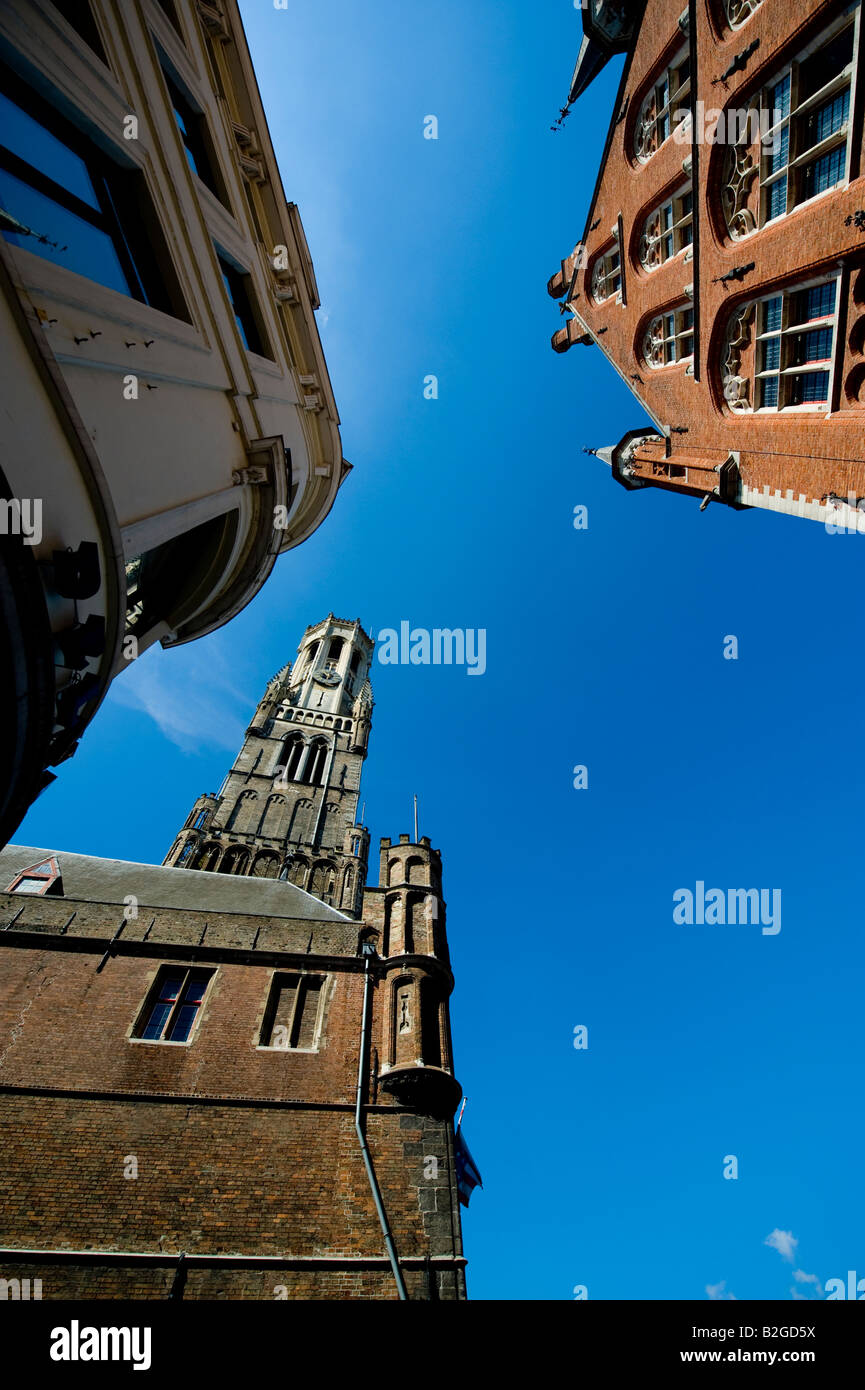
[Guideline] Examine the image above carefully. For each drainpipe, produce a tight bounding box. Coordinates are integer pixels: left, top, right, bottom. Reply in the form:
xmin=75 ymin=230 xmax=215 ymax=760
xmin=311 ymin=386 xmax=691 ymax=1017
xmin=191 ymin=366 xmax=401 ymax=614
xmin=355 ymin=948 xmax=408 ymax=1300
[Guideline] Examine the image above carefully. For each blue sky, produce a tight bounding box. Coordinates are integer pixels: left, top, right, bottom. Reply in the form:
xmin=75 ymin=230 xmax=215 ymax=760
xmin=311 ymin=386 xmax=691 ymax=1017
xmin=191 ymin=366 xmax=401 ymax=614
xmin=16 ymin=0 xmax=865 ymax=1300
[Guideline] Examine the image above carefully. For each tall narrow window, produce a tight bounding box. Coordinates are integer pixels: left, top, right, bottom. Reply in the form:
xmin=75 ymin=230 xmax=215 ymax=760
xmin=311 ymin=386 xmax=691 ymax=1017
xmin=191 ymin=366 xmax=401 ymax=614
xmin=0 ymin=68 xmax=188 ymax=317
xmin=162 ymin=65 xmax=228 ymax=206
xmin=302 ymin=737 xmax=328 ymax=785
xmin=217 ymin=252 xmax=270 ymax=357
xmin=135 ymin=968 xmax=212 ymax=1043
xmin=635 ymin=49 xmax=691 ymax=161
xmin=260 ymin=974 xmax=325 ymax=1050
xmin=590 ymin=243 xmax=621 ymax=302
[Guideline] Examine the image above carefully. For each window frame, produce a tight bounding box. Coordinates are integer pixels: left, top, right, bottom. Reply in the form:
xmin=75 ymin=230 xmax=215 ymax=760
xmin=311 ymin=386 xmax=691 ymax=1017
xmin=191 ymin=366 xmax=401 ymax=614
xmin=759 ymin=11 xmax=859 ymax=227
xmin=257 ymin=971 xmax=327 ymax=1053
xmin=634 ymin=47 xmax=692 ymax=162
xmin=639 ymin=184 xmax=694 ymax=271
xmin=751 ymin=274 xmax=840 ymax=413
xmin=643 ymin=304 xmax=695 ymax=368
xmin=216 ymin=250 xmax=271 ymax=358
xmin=0 ymin=64 xmax=189 ymax=319
xmin=131 ymin=966 xmax=214 ymax=1046
xmin=590 ymin=242 xmax=622 ymax=303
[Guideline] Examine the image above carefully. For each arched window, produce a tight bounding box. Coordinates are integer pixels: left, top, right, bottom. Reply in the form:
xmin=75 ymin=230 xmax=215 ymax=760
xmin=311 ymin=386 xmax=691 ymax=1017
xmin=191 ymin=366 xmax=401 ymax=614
xmin=227 ymin=789 xmax=258 ymax=832
xmin=590 ymin=243 xmax=621 ymax=303
xmin=405 ymin=856 xmax=425 ymax=884
xmin=310 ymin=861 xmax=336 ymax=903
xmin=341 ymin=867 xmax=355 ymax=908
xmin=634 ymin=48 xmax=691 ymax=161
xmin=251 ymin=851 xmax=280 ymax=879
xmin=643 ymin=305 xmax=694 ymax=367
xmin=219 ymin=846 xmax=250 ymax=876
xmin=259 ymin=795 xmax=286 ymax=838
xmin=177 ymin=842 xmax=195 ymax=866
xmin=302 ymin=737 xmax=328 ymax=786
xmin=288 ymin=856 xmax=308 ymax=887
xmin=194 ymin=842 xmax=221 ymax=871
xmin=276 ymin=732 xmax=305 ymax=783
xmin=639 ymin=185 xmax=693 ymax=270
xmin=287 ymin=797 xmax=314 ymax=844
xmin=720 ymin=276 xmax=839 ymax=412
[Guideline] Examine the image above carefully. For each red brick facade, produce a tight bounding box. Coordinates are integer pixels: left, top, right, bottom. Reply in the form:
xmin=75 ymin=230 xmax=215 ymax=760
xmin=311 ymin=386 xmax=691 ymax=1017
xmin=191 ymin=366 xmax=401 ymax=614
xmin=549 ymin=0 xmax=865 ymax=529
xmin=0 ymin=845 xmax=465 ymax=1301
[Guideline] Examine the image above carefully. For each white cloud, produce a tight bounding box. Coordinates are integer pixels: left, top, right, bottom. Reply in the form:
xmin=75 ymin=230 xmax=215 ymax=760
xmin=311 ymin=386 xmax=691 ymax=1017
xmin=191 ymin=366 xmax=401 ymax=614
xmin=706 ymin=1280 xmax=736 ymax=1300
xmin=108 ymin=641 xmax=252 ymax=753
xmin=764 ymin=1229 xmax=798 ymax=1263
xmin=792 ymin=1269 xmax=823 ymax=1297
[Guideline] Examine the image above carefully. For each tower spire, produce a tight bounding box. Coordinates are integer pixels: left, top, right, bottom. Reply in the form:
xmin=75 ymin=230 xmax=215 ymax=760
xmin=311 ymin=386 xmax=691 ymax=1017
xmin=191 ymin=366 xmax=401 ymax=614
xmin=163 ymin=616 xmax=374 ymax=916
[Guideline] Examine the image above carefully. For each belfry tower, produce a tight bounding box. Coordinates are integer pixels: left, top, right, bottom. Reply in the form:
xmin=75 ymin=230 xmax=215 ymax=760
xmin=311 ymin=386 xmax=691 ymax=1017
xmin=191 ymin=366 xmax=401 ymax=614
xmin=164 ymin=615 xmax=374 ymax=917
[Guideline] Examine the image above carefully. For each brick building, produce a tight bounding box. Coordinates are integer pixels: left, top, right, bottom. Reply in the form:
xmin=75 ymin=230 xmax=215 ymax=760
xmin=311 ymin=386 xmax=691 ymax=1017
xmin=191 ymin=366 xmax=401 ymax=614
xmin=0 ymin=617 xmax=467 ymax=1300
xmin=0 ymin=0 xmax=349 ymax=846
xmin=548 ymin=0 xmax=865 ymax=528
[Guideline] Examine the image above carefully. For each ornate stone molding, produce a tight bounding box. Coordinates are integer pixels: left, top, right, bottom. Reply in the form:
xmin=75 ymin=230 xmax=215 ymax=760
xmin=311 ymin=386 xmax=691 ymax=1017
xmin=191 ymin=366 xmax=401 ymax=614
xmin=724 ymin=0 xmax=763 ymax=30
xmin=721 ymin=302 xmax=754 ymax=412
xmin=722 ymin=140 xmax=758 ymax=240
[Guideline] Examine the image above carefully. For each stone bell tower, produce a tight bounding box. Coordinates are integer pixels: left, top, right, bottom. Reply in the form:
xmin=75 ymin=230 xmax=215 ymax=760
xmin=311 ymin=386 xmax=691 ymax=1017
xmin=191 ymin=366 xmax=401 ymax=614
xmin=163 ymin=615 xmax=374 ymax=917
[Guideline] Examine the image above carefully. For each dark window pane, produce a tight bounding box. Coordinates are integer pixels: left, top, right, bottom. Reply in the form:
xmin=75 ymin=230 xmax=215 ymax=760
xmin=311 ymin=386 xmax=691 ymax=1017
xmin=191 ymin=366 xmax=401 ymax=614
xmin=791 ymin=371 xmax=829 ymax=404
xmin=760 ymin=376 xmax=779 ymax=408
xmin=142 ymin=1002 xmax=173 ymax=1040
xmin=798 ymin=27 xmax=854 ymax=104
xmin=157 ymin=973 xmax=185 ymax=1003
xmin=168 ymin=1003 xmax=199 ymax=1041
xmin=0 ymin=92 xmax=99 ymax=208
xmin=802 ymin=144 xmax=846 ymax=199
xmin=218 ymin=255 xmax=268 ymax=356
xmin=0 ymin=169 xmax=131 ymax=291
xmin=50 ymin=0 xmax=108 ymax=64
xmin=183 ymin=975 xmax=208 ymax=1005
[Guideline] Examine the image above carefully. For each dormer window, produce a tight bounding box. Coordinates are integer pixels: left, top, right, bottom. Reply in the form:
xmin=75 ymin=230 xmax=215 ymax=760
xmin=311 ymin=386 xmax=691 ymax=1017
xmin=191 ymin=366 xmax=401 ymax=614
xmin=5 ymin=856 xmax=63 ymax=896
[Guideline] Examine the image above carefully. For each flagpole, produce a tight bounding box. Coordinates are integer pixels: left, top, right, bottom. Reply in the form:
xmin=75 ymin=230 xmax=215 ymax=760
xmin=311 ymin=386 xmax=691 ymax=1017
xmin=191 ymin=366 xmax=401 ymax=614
xmin=456 ymin=1097 xmax=466 ymax=1132
xmin=413 ymin=794 xmax=418 ymax=843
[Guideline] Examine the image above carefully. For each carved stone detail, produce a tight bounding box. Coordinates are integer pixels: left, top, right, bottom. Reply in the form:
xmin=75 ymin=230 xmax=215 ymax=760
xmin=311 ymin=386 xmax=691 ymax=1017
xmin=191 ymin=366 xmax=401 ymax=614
xmin=722 ymin=140 xmax=758 ymax=240
xmin=721 ymin=303 xmax=755 ymax=412
xmin=724 ymin=0 xmax=763 ymax=30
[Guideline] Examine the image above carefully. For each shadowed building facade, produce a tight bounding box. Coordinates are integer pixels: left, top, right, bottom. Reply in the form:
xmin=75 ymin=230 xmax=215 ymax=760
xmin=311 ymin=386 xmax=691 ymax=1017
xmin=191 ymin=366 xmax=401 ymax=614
xmin=0 ymin=0 xmax=349 ymax=847
xmin=0 ymin=618 xmax=466 ymax=1300
xmin=548 ymin=0 xmax=865 ymax=529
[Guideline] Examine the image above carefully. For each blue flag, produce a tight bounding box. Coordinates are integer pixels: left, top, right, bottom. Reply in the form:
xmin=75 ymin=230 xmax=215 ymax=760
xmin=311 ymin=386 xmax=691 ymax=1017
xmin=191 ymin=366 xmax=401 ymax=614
xmin=454 ymin=1126 xmax=483 ymax=1207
